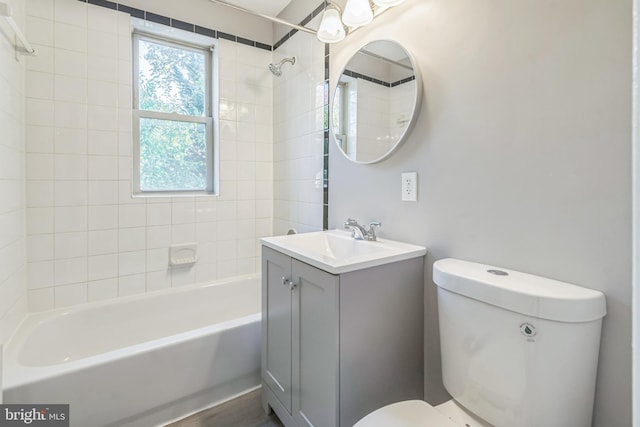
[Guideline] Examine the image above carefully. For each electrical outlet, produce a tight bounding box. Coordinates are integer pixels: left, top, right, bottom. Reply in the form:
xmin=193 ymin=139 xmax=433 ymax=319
xmin=401 ymin=172 xmax=417 ymax=201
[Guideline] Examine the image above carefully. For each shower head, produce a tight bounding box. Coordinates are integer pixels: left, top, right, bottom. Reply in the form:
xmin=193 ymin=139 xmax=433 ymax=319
xmin=269 ymin=56 xmax=296 ymax=76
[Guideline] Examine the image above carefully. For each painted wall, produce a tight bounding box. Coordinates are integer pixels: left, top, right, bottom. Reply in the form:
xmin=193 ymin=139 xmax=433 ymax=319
xmin=0 ymin=0 xmax=27 ymax=347
xmin=329 ymin=0 xmax=632 ymax=425
xmin=24 ymin=0 xmax=273 ymax=310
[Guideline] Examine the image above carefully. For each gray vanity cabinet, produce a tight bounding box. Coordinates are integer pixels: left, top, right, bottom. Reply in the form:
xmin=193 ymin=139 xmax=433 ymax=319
xmin=261 ymin=245 xmax=424 ymax=427
xmin=262 ymin=248 xmax=294 ymax=414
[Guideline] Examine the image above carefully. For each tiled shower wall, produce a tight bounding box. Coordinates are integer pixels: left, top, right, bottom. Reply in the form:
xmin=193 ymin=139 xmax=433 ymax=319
xmin=273 ymin=29 xmax=326 ymax=235
xmin=24 ymin=0 xmax=274 ymax=310
xmin=0 ymin=0 xmax=27 ymax=346
xmin=355 ymin=79 xmax=417 ymax=162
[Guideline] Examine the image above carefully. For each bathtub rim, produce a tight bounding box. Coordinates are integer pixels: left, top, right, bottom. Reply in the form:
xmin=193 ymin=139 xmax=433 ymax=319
xmin=3 ymin=273 xmax=261 ymax=390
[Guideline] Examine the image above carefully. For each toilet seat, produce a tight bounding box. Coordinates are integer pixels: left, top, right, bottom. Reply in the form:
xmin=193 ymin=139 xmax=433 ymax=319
xmin=353 ymin=400 xmax=458 ymax=427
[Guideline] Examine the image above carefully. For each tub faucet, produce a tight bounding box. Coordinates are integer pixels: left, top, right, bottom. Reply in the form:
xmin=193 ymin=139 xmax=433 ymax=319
xmin=344 ymin=219 xmax=382 ymax=241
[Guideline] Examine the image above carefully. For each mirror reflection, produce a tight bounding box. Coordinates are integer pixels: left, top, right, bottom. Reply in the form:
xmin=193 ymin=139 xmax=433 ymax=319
xmin=332 ymin=40 xmax=419 ymax=163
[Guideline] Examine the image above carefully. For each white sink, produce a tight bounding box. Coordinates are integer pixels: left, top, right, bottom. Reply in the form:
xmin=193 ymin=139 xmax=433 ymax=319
xmin=261 ymin=230 xmax=427 ymax=274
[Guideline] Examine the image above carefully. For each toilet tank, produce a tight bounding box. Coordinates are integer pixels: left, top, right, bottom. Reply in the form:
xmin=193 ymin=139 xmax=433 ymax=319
xmin=433 ymin=258 xmax=606 ymax=427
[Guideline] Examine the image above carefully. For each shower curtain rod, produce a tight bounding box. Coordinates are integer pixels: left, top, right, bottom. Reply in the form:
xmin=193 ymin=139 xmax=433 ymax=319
xmin=206 ymin=0 xmax=318 ymax=36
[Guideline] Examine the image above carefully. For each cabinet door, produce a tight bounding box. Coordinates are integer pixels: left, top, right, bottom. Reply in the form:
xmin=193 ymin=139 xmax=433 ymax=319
xmin=292 ymin=259 xmax=339 ymax=427
xmin=262 ymin=247 xmax=293 ymax=413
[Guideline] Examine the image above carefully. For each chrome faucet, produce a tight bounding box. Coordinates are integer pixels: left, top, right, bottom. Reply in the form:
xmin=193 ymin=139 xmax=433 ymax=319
xmin=344 ymin=218 xmax=382 ymax=241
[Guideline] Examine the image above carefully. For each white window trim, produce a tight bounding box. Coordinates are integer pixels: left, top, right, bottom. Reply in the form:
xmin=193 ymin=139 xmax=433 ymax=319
xmin=131 ymin=18 xmax=219 ymax=196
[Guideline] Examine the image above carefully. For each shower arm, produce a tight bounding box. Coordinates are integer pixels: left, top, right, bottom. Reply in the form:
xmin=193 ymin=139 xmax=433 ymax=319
xmin=206 ymin=0 xmax=317 ymax=36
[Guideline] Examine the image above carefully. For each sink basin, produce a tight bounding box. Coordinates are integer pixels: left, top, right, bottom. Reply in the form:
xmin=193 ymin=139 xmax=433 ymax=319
xmin=261 ymin=230 xmax=426 ymax=274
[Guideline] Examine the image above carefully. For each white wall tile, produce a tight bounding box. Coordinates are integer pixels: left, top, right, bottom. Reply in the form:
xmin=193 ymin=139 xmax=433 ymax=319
xmin=54 ymin=282 xmax=87 ymax=308
xmin=88 ymin=54 xmax=118 ymax=82
xmin=26 ymin=181 xmax=54 ymax=207
xmin=54 ymin=181 xmax=88 ymax=206
xmin=171 ymin=202 xmax=195 ymax=225
xmin=26 ymin=125 xmax=54 ymax=153
xmin=54 ymin=128 xmax=87 ymax=154
xmin=87 ymin=278 xmax=117 ymax=302
xmin=146 ymin=248 xmax=168 ymax=272
xmin=27 ymin=208 xmax=55 ymax=235
xmin=88 ymin=205 xmax=117 ymax=230
xmin=27 ymin=16 xmax=54 ymax=47
xmin=171 ymin=266 xmax=196 ymax=288
xmin=118 ymin=250 xmax=145 ymax=276
xmin=54 ymin=0 xmax=87 ymax=27
xmin=54 ymin=75 xmax=87 ymax=103
xmin=28 ymin=288 xmax=55 ymax=312
xmin=146 ymin=225 xmax=171 ymax=249
xmin=27 ymin=234 xmax=54 ymax=262
xmin=54 ymin=22 xmax=87 ymax=52
xmin=118 ymin=204 xmax=145 ymax=228
xmin=54 ymin=101 xmax=87 ymax=129
xmin=27 ymin=71 xmax=54 ymax=100
xmin=55 ymin=206 xmax=87 ymax=232
xmin=88 ymin=81 xmax=118 ymax=107
xmin=88 ymin=254 xmax=117 ymax=281
xmin=55 ymin=232 xmax=87 ymax=259
xmin=88 ymin=5 xmax=118 ymax=34
xmin=26 ymin=153 xmax=54 ymax=180
xmin=88 ymin=229 xmax=118 ymax=255
xmin=88 ymin=181 xmax=118 ymax=205
xmin=27 ymin=261 xmax=54 ymax=289
xmin=88 ymin=155 xmax=118 ymax=180
xmin=118 ymin=273 xmax=145 ymax=296
xmin=27 ymin=0 xmax=54 ymax=20
xmin=146 ymin=270 xmax=171 ymax=292
xmin=55 ymin=49 xmax=87 ymax=78
xmin=146 ymin=203 xmax=171 ymax=226
xmin=54 ymin=257 xmax=87 ymax=285
xmin=27 ymin=44 xmax=54 ymax=74
xmin=119 ymin=227 xmax=145 ymax=252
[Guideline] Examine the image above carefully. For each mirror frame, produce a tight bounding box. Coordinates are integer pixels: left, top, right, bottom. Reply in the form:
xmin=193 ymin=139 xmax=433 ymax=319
xmin=331 ymin=38 xmax=423 ymax=164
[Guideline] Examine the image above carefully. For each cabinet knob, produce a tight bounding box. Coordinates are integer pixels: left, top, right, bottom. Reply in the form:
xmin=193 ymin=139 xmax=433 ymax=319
xmin=290 ymin=281 xmax=297 ymax=290
xmin=281 ymin=276 xmax=289 ymax=286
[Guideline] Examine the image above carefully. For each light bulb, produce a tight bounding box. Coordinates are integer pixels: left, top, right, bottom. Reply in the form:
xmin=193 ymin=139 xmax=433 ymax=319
xmin=317 ymin=6 xmax=346 ymax=43
xmin=342 ymin=0 xmax=373 ymax=27
xmin=372 ymin=0 xmax=406 ymax=6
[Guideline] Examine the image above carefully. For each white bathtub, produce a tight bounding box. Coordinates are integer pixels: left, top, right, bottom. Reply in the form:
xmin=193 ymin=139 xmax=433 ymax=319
xmin=2 ymin=274 xmax=262 ymax=427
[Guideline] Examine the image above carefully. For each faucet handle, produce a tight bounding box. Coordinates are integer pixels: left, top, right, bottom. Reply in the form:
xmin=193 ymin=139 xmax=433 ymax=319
xmin=366 ymin=222 xmax=382 ymax=241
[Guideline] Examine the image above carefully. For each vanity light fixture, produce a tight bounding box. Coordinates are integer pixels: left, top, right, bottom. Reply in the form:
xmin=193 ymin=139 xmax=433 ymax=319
xmin=317 ymin=3 xmax=346 ymax=43
xmin=341 ymin=0 xmax=374 ymax=27
xmin=316 ymin=0 xmax=407 ymax=43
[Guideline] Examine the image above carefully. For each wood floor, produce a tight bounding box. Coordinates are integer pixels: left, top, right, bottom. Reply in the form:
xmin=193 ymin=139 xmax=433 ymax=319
xmin=166 ymin=389 xmax=283 ymax=427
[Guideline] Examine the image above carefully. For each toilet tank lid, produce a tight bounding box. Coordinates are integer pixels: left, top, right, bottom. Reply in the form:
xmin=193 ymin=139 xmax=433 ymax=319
xmin=433 ymin=258 xmax=606 ymax=322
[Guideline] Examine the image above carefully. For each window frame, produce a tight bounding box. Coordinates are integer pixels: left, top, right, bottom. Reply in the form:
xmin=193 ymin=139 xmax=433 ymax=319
xmin=132 ymin=27 xmax=218 ymax=196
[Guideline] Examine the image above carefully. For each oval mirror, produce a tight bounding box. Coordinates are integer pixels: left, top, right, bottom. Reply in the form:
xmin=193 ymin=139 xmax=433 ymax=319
xmin=332 ymin=39 xmax=422 ymax=164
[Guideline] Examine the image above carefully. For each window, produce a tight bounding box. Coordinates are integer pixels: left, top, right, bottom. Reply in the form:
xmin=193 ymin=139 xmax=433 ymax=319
xmin=133 ymin=31 xmax=216 ymax=194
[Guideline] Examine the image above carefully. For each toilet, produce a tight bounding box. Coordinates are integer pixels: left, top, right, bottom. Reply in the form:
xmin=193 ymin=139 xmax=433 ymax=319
xmin=354 ymin=258 xmax=607 ymax=427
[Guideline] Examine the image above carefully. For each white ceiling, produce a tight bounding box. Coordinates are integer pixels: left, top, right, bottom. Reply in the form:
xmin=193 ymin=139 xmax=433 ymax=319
xmin=224 ymin=0 xmax=292 ymax=17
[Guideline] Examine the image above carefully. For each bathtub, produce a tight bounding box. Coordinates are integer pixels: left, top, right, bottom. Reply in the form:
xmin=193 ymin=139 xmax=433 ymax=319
xmin=2 ymin=274 xmax=262 ymax=427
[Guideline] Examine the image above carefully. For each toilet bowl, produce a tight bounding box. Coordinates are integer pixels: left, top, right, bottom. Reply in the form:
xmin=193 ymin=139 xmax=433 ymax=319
xmin=354 ymin=258 xmax=607 ymax=427
xmin=355 ymin=399 xmax=490 ymax=427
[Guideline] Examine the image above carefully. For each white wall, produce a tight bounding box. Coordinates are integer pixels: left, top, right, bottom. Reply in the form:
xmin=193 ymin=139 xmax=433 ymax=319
xmin=330 ymin=0 xmax=632 ymax=425
xmin=273 ymin=27 xmax=326 ymax=234
xmin=0 ymin=0 xmax=28 ymax=348
xmin=24 ymin=0 xmax=273 ymax=310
